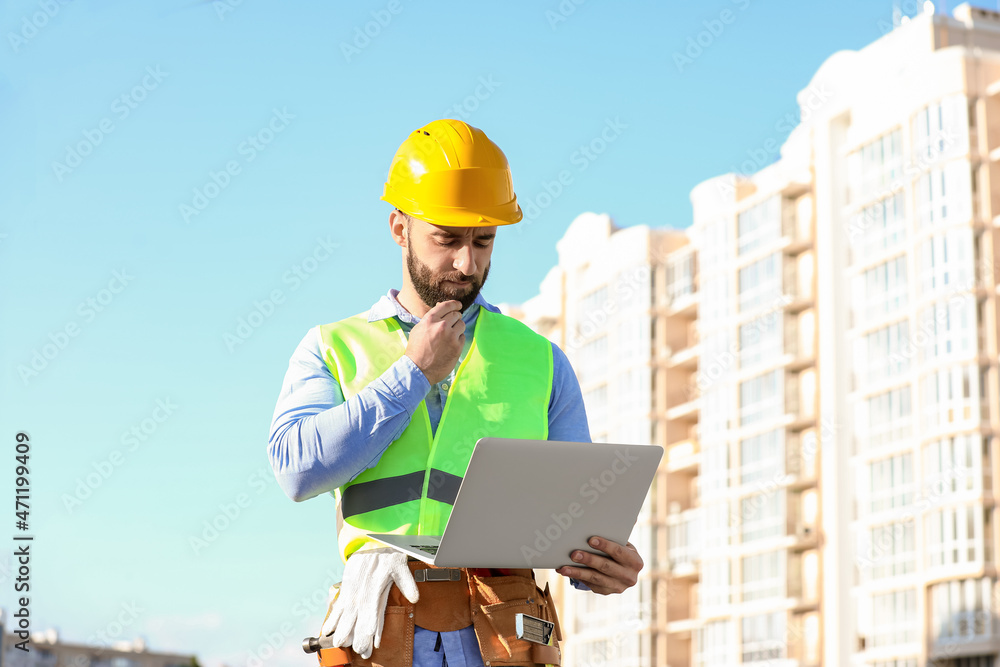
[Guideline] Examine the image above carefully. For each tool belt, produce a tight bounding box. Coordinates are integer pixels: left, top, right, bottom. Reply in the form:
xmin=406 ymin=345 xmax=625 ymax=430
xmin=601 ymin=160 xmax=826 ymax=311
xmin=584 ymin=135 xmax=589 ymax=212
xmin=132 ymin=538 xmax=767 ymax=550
xmin=318 ymin=562 xmax=563 ymax=667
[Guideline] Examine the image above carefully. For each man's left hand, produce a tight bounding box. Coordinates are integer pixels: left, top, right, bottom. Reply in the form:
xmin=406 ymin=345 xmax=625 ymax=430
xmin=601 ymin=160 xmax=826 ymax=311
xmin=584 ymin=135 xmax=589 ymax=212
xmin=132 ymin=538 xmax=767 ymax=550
xmin=555 ymin=536 xmax=643 ymax=595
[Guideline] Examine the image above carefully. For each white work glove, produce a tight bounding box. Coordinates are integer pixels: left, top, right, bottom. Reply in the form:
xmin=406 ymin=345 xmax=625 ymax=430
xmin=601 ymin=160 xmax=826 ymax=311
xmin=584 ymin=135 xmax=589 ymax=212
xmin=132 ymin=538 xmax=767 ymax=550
xmin=322 ymin=548 xmax=420 ymax=659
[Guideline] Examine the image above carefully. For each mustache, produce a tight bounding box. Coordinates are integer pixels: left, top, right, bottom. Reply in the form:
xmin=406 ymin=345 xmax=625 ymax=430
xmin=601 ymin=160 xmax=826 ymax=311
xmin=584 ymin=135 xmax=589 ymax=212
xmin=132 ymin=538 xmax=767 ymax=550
xmin=438 ymin=273 xmax=476 ymax=284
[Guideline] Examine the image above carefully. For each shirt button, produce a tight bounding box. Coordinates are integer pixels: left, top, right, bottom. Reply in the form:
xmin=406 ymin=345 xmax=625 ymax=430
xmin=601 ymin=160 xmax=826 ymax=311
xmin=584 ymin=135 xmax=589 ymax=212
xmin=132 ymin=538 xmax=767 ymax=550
xmin=441 ymin=382 xmax=450 ymax=392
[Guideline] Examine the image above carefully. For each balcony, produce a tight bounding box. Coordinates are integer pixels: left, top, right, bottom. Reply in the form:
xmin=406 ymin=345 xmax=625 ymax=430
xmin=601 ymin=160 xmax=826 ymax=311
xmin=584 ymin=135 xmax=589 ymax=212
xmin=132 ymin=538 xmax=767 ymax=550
xmin=784 ymin=372 xmax=817 ymax=432
xmin=665 ymin=249 xmax=698 ymax=313
xmin=667 ymin=438 xmax=701 ymax=473
xmin=782 ymin=257 xmax=815 ymax=314
xmin=781 ymin=197 xmax=813 ymax=255
xmin=790 ymin=523 xmax=819 ymax=552
xmin=667 ymin=290 xmax=698 ymax=318
xmin=667 ymin=508 xmax=702 ymax=577
xmin=780 ymin=167 xmax=812 ymax=199
xmin=667 ymin=321 xmax=701 ymax=370
xmin=665 ymin=577 xmax=700 ymax=638
xmin=786 ymin=432 xmax=818 ymax=485
xmin=784 ymin=315 xmax=815 ymax=372
xmin=667 ymin=396 xmax=701 ymax=422
xmin=928 ymin=610 xmax=1000 ymax=664
xmin=787 ymin=634 xmax=821 ymax=666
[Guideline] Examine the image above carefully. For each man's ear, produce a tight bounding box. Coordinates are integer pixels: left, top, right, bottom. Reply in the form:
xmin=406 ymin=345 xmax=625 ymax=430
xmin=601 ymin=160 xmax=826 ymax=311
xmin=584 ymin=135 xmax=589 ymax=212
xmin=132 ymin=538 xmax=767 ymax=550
xmin=389 ymin=209 xmax=408 ymax=249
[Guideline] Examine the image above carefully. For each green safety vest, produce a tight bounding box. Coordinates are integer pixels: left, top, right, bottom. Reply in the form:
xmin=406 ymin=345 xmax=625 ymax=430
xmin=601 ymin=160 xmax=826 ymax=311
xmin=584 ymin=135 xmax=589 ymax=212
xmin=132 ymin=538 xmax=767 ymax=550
xmin=318 ymin=307 xmax=553 ymax=561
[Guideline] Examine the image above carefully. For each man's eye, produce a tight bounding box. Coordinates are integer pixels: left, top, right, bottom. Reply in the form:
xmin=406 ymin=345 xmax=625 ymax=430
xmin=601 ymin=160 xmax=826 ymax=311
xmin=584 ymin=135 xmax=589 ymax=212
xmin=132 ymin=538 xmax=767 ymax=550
xmin=474 ymin=241 xmax=490 ymax=248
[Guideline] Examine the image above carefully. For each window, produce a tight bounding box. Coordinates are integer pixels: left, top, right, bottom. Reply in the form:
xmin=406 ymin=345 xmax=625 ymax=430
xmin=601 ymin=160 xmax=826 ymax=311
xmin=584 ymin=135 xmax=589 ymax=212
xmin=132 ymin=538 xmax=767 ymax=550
xmin=739 ymin=253 xmax=782 ymax=313
xmin=926 ymin=504 xmax=987 ymax=568
xmin=699 ymin=558 xmax=732 ymax=612
xmin=930 ymin=577 xmax=996 ymax=643
xmin=853 ymin=255 xmax=908 ymax=324
xmin=667 ymin=508 xmax=701 ymax=569
xmin=701 ymin=273 xmax=730 ymax=327
xmin=700 ymin=382 xmax=734 ymax=441
xmin=919 ymin=297 xmax=977 ymax=363
xmin=615 ymin=318 xmax=645 ymax=364
xmin=740 ymin=488 xmax=784 ymax=543
xmin=850 ymin=191 xmax=906 ymax=264
xmin=849 ymin=130 xmax=903 ymax=204
xmin=701 ymin=331 xmax=735 ymax=392
xmin=913 ymin=95 xmax=969 ymax=164
xmin=918 ymin=227 xmax=975 ymax=295
xmin=738 ymin=195 xmax=781 ymax=256
xmin=854 ymin=319 xmax=910 ymax=386
xmin=695 ymin=619 xmax=733 ymax=667
xmin=739 ymin=311 xmax=783 ymax=368
xmin=863 ymin=453 xmax=915 ymax=515
xmin=916 ymin=161 xmax=972 ymax=229
xmin=667 ymin=249 xmax=696 ymax=303
xmin=920 ymin=364 xmax=981 ymax=431
xmin=577 ymin=335 xmax=608 ymax=386
xmin=740 ymin=429 xmax=784 ymax=486
xmin=924 ymin=434 xmax=982 ymax=496
xmin=613 ymin=265 xmax=651 ymax=310
xmin=858 ymin=520 xmax=916 ymax=581
xmin=583 ymin=384 xmax=608 ymax=439
xmin=697 ymin=217 xmax=732 ymax=276
xmin=855 ymin=385 xmax=912 ymax=450
xmin=614 ymin=367 xmax=650 ymax=419
xmin=741 ymin=612 xmax=785 ymax=663
xmin=740 ymin=370 xmax=783 ymax=427
xmin=576 ymin=287 xmax=610 ymax=340
xmin=703 ymin=500 xmax=731 ymax=551
xmin=872 ymin=659 xmax=918 ymax=667
xmin=741 ymin=550 xmax=785 ymax=602
xmin=868 ymin=588 xmax=918 ymax=647
xmin=701 ymin=441 xmax=730 ymax=497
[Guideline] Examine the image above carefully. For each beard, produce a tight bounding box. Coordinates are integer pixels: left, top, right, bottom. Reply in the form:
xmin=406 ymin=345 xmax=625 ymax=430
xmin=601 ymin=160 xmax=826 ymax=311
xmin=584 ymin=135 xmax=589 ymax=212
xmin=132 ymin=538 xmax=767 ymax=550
xmin=406 ymin=247 xmax=489 ymax=312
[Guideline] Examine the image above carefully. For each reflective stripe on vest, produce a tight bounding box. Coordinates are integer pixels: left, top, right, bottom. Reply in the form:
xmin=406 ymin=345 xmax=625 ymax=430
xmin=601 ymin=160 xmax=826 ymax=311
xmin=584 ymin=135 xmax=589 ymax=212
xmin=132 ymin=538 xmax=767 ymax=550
xmin=318 ymin=307 xmax=553 ymax=561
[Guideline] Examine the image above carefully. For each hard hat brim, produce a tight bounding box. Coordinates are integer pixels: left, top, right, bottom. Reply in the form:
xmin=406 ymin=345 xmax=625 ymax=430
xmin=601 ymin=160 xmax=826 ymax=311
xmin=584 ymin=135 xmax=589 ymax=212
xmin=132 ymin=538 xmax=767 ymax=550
xmin=381 ymin=186 xmax=523 ymax=227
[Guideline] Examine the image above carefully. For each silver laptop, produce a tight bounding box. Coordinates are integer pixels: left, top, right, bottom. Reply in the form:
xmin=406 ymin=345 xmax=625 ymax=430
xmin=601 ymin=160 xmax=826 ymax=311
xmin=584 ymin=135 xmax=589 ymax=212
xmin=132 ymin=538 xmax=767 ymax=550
xmin=367 ymin=437 xmax=663 ymax=569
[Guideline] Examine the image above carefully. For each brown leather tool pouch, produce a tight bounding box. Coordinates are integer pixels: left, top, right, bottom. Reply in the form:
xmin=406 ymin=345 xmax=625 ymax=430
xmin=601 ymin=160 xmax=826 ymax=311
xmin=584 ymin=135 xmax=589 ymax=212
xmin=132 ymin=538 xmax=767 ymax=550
xmin=338 ymin=566 xmax=563 ymax=667
xmin=344 ymin=579 xmax=416 ymax=667
xmin=468 ymin=570 xmax=563 ymax=666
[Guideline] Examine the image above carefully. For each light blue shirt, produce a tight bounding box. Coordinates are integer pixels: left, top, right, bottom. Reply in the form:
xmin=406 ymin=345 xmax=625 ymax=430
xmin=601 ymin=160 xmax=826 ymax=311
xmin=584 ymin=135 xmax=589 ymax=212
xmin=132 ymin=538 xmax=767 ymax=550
xmin=268 ymin=290 xmax=591 ymax=667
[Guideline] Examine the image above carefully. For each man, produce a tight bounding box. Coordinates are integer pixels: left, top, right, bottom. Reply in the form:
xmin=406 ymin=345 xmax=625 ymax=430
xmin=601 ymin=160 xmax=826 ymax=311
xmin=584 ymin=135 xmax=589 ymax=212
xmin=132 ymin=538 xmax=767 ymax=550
xmin=269 ymin=119 xmax=642 ymax=667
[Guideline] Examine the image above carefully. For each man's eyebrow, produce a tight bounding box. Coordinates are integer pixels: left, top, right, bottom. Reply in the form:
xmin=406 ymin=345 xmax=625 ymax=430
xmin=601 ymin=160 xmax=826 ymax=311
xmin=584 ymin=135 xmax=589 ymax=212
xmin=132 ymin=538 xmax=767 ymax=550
xmin=429 ymin=230 xmax=496 ymax=240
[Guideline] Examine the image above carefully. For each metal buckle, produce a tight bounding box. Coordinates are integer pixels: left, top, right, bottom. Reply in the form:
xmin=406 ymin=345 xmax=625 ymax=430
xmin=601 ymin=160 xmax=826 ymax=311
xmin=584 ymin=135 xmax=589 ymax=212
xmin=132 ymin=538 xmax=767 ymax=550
xmin=413 ymin=568 xmax=461 ymax=582
xmin=515 ymin=613 xmax=554 ymax=645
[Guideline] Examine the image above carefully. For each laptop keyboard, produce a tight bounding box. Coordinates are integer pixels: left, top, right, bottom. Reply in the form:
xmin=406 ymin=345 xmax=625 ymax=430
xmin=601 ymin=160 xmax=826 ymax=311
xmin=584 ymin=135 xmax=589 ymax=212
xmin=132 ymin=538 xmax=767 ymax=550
xmin=412 ymin=544 xmax=439 ymax=555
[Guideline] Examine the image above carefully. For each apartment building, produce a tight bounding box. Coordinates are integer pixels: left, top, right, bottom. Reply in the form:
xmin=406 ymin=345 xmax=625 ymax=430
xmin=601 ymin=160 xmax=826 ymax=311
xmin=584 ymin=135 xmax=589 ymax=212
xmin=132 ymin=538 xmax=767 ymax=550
xmin=0 ymin=627 xmax=197 ymax=667
xmin=825 ymin=5 xmax=1000 ymax=666
xmin=514 ymin=3 xmax=1000 ymax=665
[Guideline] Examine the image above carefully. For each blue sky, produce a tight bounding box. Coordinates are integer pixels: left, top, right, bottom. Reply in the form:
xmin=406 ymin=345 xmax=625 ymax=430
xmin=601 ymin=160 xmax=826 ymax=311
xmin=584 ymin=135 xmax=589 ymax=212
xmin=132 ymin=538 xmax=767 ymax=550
xmin=0 ymin=0 xmax=967 ymax=665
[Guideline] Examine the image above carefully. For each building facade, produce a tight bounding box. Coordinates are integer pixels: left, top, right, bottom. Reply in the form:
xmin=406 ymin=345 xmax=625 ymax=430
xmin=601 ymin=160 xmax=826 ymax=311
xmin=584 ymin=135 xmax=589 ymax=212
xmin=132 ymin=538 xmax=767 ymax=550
xmin=513 ymin=4 xmax=1000 ymax=665
xmin=0 ymin=629 xmax=196 ymax=667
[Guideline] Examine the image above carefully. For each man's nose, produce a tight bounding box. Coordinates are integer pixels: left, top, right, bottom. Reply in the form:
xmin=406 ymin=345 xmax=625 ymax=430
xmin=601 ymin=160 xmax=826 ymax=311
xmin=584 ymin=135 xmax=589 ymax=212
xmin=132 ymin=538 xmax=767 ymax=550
xmin=454 ymin=243 xmax=477 ymax=276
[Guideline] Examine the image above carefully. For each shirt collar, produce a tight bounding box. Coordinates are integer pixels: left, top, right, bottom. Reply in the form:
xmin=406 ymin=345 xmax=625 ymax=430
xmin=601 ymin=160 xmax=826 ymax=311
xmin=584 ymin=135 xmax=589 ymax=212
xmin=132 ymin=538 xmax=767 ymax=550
xmin=367 ymin=289 xmax=500 ymax=325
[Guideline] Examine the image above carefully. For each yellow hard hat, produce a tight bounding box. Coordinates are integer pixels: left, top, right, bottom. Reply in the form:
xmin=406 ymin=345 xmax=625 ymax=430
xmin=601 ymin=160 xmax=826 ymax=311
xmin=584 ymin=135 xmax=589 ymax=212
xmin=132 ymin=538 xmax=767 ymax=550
xmin=381 ymin=119 xmax=522 ymax=227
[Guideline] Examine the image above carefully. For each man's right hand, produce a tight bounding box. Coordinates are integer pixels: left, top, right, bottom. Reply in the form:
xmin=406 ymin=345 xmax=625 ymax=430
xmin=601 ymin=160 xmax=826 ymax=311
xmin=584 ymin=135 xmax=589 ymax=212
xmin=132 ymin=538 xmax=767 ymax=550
xmin=322 ymin=547 xmax=419 ymax=659
xmin=405 ymin=300 xmax=465 ymax=384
